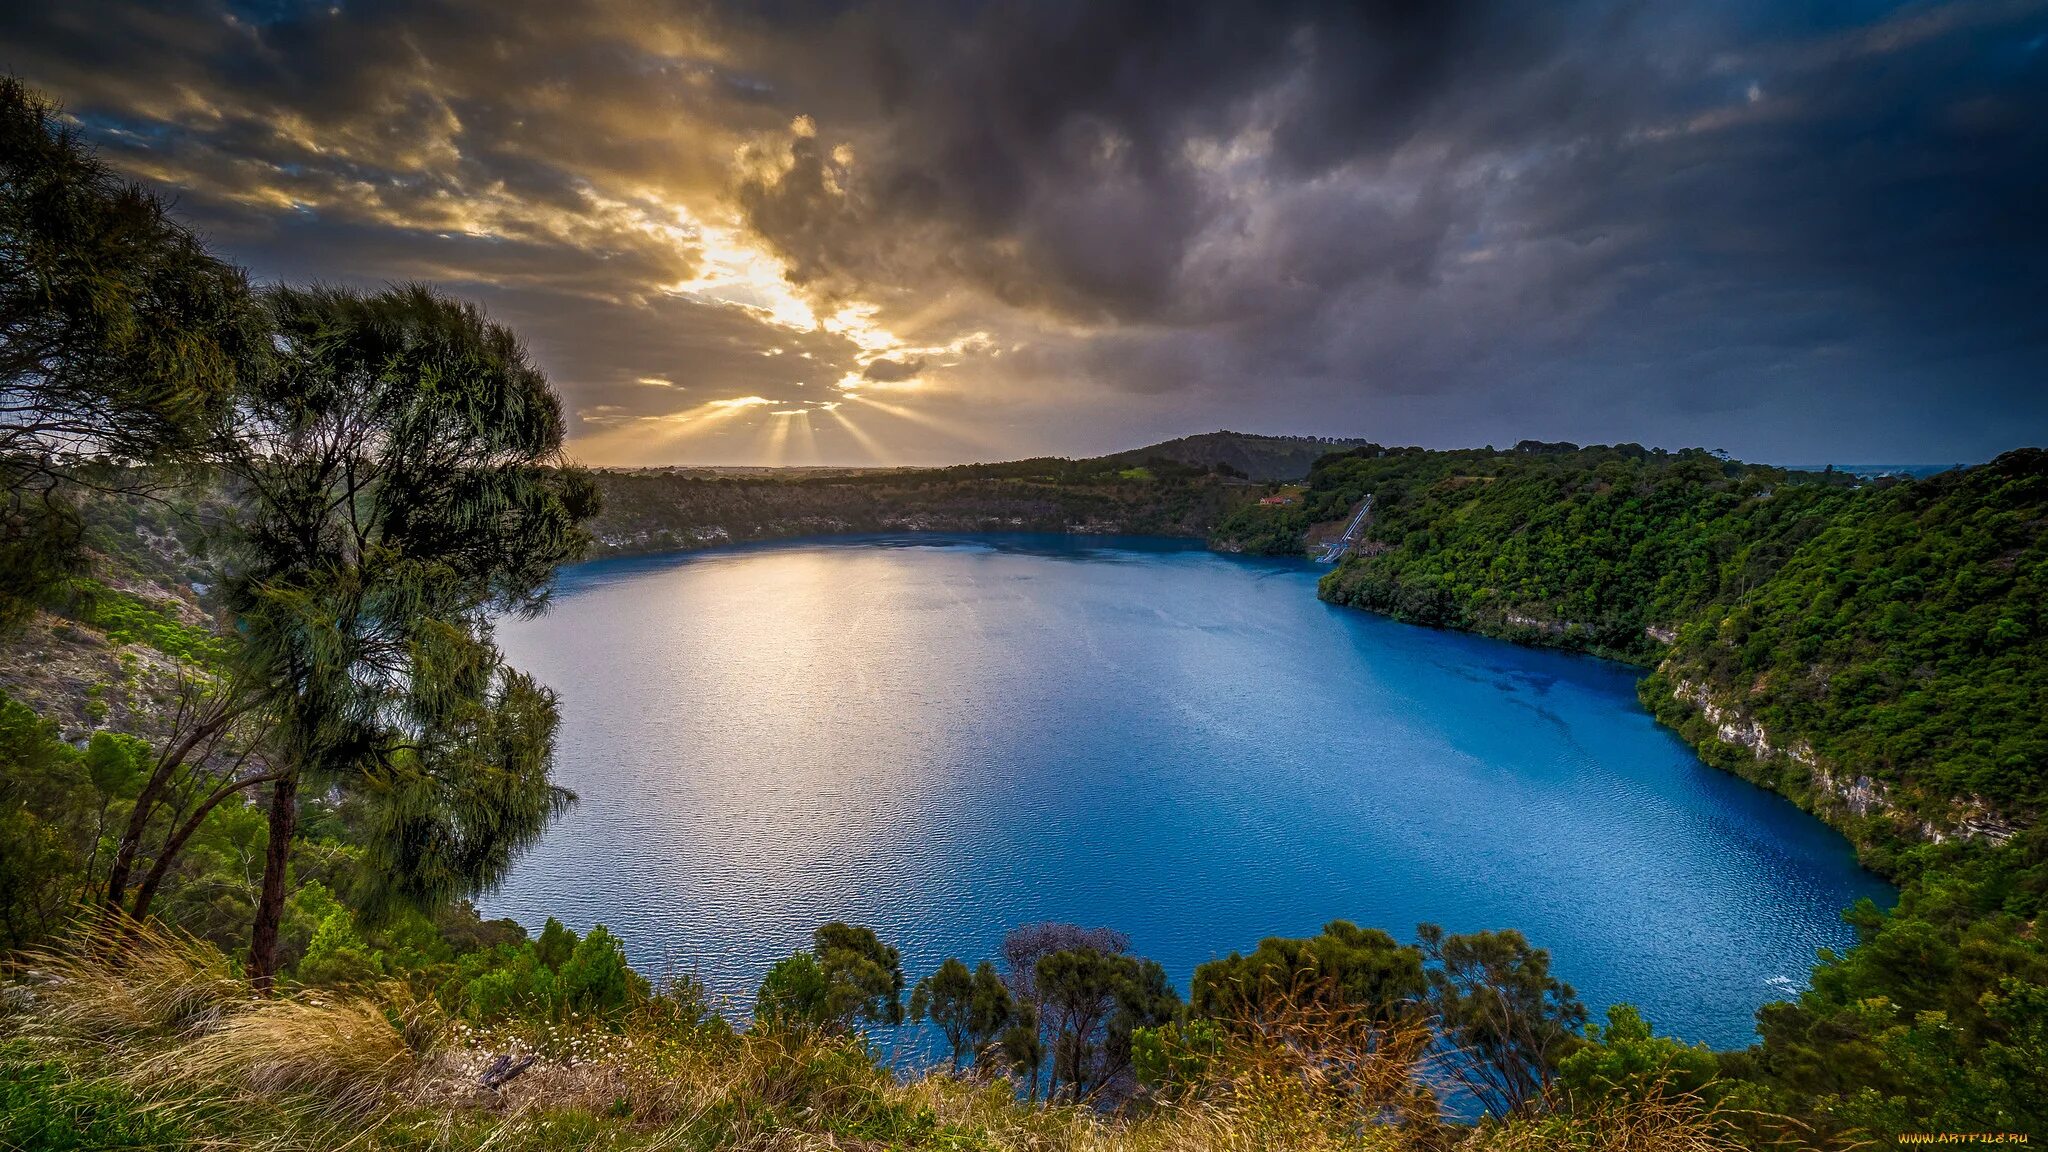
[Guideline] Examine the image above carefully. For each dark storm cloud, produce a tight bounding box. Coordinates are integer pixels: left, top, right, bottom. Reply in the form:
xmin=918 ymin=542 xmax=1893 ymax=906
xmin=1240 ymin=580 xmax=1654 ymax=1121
xmin=861 ymin=356 xmax=924 ymax=382
xmin=732 ymin=0 xmax=2048 ymax=454
xmin=738 ymin=0 xmax=1580 ymax=321
xmin=4 ymin=0 xmax=2046 ymax=462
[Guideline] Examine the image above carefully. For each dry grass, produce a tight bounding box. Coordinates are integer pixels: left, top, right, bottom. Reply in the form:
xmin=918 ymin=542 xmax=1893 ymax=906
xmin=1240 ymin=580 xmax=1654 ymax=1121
xmin=133 ymin=992 xmax=419 ymax=1119
xmin=390 ymin=1001 xmax=1762 ymax=1152
xmin=8 ymin=918 xmax=244 ymax=1040
xmin=4 ymin=928 xmax=1787 ymax=1152
xmin=6 ymin=920 xmax=426 ymax=1130
xmin=1459 ymin=1091 xmax=1739 ymax=1152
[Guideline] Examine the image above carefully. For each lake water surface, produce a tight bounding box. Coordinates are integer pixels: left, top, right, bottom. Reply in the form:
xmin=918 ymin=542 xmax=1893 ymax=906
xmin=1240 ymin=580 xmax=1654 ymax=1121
xmin=486 ymin=534 xmax=1892 ymax=1048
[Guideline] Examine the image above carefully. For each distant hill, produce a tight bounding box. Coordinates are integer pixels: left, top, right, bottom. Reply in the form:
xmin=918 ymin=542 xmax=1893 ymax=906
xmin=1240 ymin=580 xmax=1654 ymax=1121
xmin=1103 ymin=431 xmax=1372 ymax=481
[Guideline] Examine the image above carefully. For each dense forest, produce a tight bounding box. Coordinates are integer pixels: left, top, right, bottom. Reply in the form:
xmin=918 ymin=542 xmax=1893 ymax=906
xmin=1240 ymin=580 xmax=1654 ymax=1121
xmin=579 ymin=432 xmax=1384 ymax=557
xmin=3 ymin=73 xmax=2043 ymax=1149
xmin=585 ymin=452 xmax=1260 ymax=557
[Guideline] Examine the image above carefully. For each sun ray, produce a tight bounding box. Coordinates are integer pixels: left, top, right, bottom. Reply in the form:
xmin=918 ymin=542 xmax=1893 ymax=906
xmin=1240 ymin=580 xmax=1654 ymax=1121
xmin=845 ymin=393 xmax=994 ymax=452
xmin=822 ymin=404 xmax=890 ymax=464
xmin=571 ymin=396 xmax=772 ymax=465
xmin=787 ymin=410 xmax=820 ymax=463
xmin=759 ymin=408 xmax=794 ymax=465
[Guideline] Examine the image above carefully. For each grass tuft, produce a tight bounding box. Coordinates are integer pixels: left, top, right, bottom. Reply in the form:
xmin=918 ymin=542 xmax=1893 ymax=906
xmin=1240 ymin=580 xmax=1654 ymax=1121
xmin=10 ymin=919 xmax=244 ymax=1040
xmin=132 ymin=992 xmax=417 ymax=1120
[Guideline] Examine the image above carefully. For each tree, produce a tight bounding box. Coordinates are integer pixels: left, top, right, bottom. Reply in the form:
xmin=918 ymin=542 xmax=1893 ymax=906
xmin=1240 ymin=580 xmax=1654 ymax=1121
xmin=756 ymin=950 xmax=832 ymax=1029
xmin=221 ymin=283 xmax=598 ymax=990
xmin=1419 ymin=923 xmax=1587 ymax=1118
xmin=1556 ymin=1004 xmax=1717 ymax=1105
xmin=1130 ymin=1018 xmax=1225 ymax=1096
xmin=556 ymin=925 xmax=648 ymax=1021
xmin=754 ymin=922 xmax=905 ymax=1033
xmin=1104 ymin=955 xmax=1180 ymax=1091
xmin=1000 ymin=920 xmax=1131 ymax=1096
xmin=814 ymin=921 xmax=905 ymax=1028
xmin=535 ymin=916 xmax=577 ymax=970
xmin=1001 ymin=921 xmax=1131 ymax=1008
xmin=999 ymin=1002 xmax=1046 ymax=1098
xmin=103 ymin=674 xmax=277 ymax=931
xmin=0 ymin=692 xmax=95 ymax=947
xmin=0 ymin=76 xmax=260 ymax=623
xmin=1192 ymin=919 xmax=1426 ymax=1025
xmin=1036 ymin=946 xmax=1181 ymax=1102
xmin=911 ymin=957 xmax=1013 ymax=1069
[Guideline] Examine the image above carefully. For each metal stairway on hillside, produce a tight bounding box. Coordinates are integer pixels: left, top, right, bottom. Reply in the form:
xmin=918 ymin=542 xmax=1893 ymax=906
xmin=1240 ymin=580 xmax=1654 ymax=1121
xmin=1315 ymin=494 xmax=1374 ymax=563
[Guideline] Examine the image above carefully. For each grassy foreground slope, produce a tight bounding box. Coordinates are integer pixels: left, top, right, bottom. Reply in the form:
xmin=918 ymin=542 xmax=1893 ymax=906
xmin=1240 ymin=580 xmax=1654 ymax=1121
xmin=0 ymin=923 xmax=1759 ymax=1152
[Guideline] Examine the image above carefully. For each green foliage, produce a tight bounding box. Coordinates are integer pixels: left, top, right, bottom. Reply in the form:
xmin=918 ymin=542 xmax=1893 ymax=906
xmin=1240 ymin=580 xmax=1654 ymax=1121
xmin=81 ymin=730 xmax=147 ymax=797
xmin=0 ymin=1042 xmax=188 ymax=1151
xmin=451 ymin=942 xmax=562 ymax=1023
xmin=910 ymin=957 xmax=1014 ymax=1069
xmin=1191 ymin=919 xmax=1426 ymax=1023
xmin=997 ymin=1002 xmax=1045 ymax=1094
xmin=756 ymin=950 xmax=833 ymax=1030
xmin=756 ymin=922 xmax=906 ymax=1034
xmin=293 ymin=905 xmax=387 ymax=988
xmin=63 ymin=579 xmax=228 ymax=666
xmin=0 ymin=692 xmax=95 ymax=948
xmin=1265 ymin=443 xmax=1855 ymax=661
xmin=0 ymin=698 xmax=160 ymax=950
xmin=1557 ymin=1004 xmax=1718 ymax=1105
xmin=813 ymin=921 xmax=907 ymax=1029
xmin=441 ymin=920 xmax=650 ymax=1025
xmin=536 ymin=916 xmax=577 ymax=970
xmin=557 ymin=925 xmax=650 ymax=1021
xmin=1130 ymin=1018 xmax=1224 ymax=1094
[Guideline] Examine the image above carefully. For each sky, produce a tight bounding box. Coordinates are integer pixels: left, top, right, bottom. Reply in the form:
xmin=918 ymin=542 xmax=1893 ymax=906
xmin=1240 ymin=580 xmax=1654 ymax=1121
xmin=6 ymin=1 xmax=2046 ymax=467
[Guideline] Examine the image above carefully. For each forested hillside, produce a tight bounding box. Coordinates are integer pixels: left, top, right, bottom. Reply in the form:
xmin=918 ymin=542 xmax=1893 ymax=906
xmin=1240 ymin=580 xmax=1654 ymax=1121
xmin=1218 ymin=440 xmax=2048 ymax=1137
xmin=1100 ymin=431 xmax=1374 ymax=481
xmin=587 ymin=452 xmax=1258 ymax=556
xmin=1218 ymin=441 xmax=2044 ymax=852
xmin=1649 ymin=452 xmax=2045 ymax=848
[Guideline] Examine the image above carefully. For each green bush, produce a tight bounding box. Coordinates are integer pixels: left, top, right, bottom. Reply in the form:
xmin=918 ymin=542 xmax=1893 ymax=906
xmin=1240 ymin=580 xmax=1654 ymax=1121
xmin=0 ymin=1042 xmax=188 ymax=1151
xmin=65 ymin=579 xmax=228 ymax=667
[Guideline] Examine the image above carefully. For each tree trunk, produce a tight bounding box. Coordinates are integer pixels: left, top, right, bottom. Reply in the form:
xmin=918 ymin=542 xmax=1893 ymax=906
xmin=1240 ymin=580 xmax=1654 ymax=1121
xmin=103 ymin=765 xmax=174 ymax=917
xmin=248 ymin=769 xmax=299 ymax=994
xmin=128 ymin=771 xmax=282 ymax=926
xmin=103 ymin=697 xmax=252 ymax=922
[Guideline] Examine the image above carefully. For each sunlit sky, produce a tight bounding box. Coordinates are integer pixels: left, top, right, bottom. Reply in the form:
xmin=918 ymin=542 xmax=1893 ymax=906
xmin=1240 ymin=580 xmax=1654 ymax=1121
xmin=8 ymin=1 xmax=2046 ymax=466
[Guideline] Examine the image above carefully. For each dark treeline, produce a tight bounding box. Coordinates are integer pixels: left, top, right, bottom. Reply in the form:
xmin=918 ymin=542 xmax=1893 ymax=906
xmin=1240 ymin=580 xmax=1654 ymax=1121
xmin=585 ymin=452 xmax=1255 ymax=557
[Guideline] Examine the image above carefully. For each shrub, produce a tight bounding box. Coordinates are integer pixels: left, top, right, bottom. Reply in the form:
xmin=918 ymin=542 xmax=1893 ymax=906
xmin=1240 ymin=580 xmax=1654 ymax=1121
xmin=0 ymin=1042 xmax=188 ymax=1152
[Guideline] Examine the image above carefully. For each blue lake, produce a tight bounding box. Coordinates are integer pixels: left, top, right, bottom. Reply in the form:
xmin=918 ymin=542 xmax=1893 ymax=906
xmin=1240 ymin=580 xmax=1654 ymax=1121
xmin=485 ymin=534 xmax=1893 ymax=1049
